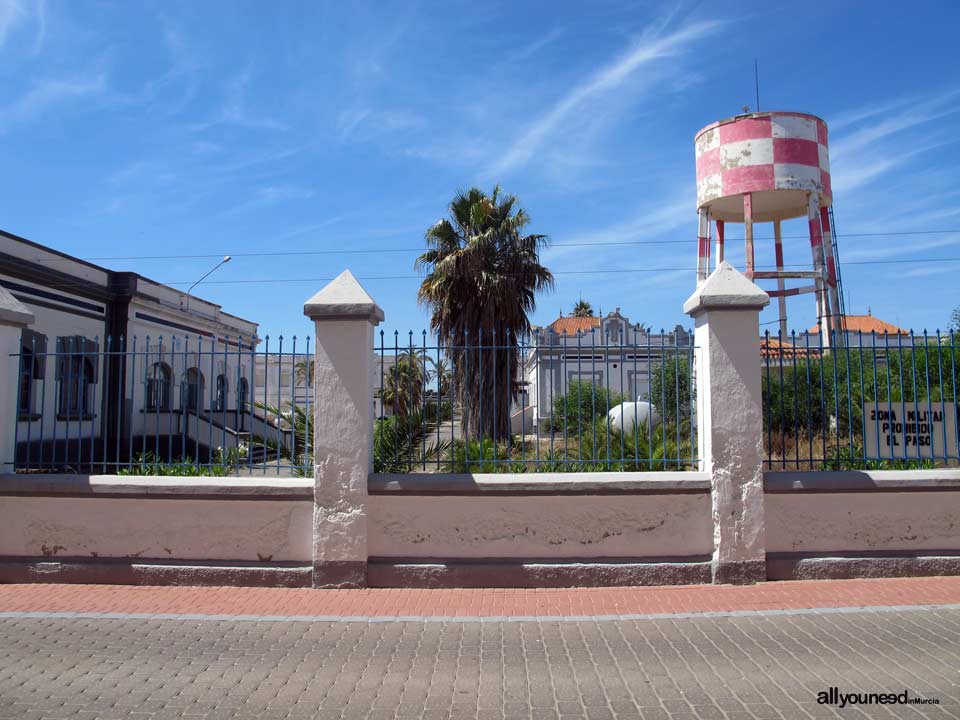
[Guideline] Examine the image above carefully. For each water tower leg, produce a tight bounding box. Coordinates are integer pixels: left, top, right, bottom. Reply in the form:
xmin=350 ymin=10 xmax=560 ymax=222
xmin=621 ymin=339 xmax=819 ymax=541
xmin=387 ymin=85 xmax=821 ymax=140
xmin=743 ymin=193 xmax=755 ymax=279
xmin=806 ymin=194 xmax=832 ymax=349
xmin=715 ymin=220 xmax=725 ymax=264
xmin=820 ymin=206 xmax=844 ymax=343
xmin=697 ymin=208 xmax=711 ymax=285
xmin=774 ymin=220 xmax=788 ymax=338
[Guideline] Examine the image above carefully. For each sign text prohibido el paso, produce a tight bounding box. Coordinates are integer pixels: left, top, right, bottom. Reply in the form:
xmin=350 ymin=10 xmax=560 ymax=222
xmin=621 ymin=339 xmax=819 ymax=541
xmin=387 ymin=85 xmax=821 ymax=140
xmin=864 ymin=403 xmax=959 ymax=460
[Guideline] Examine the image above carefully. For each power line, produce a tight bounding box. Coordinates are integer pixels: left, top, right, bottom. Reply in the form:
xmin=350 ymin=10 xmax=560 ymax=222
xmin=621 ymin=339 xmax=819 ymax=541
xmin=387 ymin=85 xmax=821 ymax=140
xmin=27 ymin=229 xmax=960 ymax=263
xmin=4 ymin=254 xmax=960 ymax=293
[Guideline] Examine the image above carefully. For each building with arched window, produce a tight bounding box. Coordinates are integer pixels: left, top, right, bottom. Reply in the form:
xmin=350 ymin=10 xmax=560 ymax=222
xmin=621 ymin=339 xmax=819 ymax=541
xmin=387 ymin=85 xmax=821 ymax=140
xmin=2 ymin=228 xmax=259 ymax=471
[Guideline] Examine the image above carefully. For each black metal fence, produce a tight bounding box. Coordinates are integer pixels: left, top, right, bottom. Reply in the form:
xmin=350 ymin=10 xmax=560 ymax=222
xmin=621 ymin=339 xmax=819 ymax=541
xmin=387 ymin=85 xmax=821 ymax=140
xmin=374 ymin=327 xmax=698 ymax=473
xmin=11 ymin=334 xmax=312 ymax=476
xmin=762 ymin=330 xmax=960 ymax=470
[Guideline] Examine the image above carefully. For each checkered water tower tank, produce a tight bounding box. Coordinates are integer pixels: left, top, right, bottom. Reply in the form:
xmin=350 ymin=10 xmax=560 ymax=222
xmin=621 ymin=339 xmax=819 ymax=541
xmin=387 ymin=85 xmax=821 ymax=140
xmin=692 ymin=111 xmax=842 ymax=346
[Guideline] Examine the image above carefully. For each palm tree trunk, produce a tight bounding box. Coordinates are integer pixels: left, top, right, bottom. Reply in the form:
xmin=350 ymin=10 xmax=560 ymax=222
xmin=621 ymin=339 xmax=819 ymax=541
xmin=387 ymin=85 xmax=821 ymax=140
xmin=454 ymin=332 xmax=517 ymax=442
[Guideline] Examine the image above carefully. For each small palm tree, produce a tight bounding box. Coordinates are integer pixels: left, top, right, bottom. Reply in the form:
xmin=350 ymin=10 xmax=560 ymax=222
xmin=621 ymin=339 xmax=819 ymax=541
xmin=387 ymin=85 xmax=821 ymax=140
xmin=572 ymin=299 xmax=594 ymax=317
xmin=381 ymin=351 xmax=427 ymax=418
xmin=416 ymin=186 xmax=553 ymax=440
xmin=294 ymin=359 xmax=314 ymax=387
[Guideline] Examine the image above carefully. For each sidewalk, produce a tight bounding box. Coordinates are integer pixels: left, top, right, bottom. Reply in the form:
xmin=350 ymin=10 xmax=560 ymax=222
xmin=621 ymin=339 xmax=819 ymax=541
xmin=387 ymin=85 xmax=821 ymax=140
xmin=2 ymin=576 xmax=959 ymax=619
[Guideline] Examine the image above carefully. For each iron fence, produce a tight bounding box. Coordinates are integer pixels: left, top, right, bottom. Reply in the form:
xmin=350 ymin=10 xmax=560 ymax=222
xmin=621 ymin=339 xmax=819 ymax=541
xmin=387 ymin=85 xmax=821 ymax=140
xmin=762 ymin=329 xmax=960 ymax=470
xmin=10 ymin=334 xmax=312 ymax=476
xmin=374 ymin=327 xmax=698 ymax=473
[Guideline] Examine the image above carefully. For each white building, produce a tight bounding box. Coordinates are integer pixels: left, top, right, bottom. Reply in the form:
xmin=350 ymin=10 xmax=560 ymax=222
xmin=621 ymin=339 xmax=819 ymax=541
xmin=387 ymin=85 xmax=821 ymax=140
xmin=523 ymin=309 xmax=693 ymax=430
xmin=2 ymin=228 xmax=266 ymax=469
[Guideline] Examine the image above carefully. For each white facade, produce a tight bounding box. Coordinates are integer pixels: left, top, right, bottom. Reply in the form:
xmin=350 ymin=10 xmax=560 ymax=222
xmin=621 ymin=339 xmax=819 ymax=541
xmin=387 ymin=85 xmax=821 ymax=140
xmin=2 ymin=228 xmax=260 ymax=468
xmin=523 ymin=309 xmax=693 ymax=429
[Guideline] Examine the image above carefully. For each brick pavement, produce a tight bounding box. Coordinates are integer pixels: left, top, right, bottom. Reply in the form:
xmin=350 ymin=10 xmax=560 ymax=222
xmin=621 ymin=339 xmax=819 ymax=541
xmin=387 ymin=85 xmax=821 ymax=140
xmin=2 ymin=606 xmax=960 ymax=719
xmin=2 ymin=576 xmax=960 ymax=619
xmin=3 ymin=579 xmax=960 ymax=718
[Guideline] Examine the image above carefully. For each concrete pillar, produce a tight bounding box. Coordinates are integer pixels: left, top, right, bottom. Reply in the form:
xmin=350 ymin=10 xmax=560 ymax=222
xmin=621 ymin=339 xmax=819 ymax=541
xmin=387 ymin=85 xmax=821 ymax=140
xmin=684 ymin=262 xmax=769 ymax=584
xmin=304 ymin=270 xmax=383 ymax=588
xmin=0 ymin=287 xmax=35 ymax=472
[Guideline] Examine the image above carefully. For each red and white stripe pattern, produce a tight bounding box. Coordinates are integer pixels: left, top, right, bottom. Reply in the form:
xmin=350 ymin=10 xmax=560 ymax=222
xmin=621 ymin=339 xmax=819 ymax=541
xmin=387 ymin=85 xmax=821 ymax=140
xmin=696 ymin=209 xmax=710 ymax=282
xmin=695 ymin=112 xmax=831 ymax=210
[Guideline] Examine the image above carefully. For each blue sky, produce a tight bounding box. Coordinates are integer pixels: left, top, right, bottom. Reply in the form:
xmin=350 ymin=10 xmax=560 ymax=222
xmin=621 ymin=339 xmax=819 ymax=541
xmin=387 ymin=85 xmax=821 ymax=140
xmin=2 ymin=0 xmax=959 ymax=341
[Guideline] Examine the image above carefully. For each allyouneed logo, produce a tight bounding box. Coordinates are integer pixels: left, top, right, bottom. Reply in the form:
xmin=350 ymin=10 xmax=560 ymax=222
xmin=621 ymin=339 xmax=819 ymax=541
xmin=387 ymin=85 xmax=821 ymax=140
xmin=818 ymin=688 xmax=939 ymax=708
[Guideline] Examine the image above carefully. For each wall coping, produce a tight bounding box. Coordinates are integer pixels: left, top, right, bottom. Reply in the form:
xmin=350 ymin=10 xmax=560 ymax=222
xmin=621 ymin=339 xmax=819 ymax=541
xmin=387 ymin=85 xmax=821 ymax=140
xmin=369 ymin=472 xmax=711 ymax=495
xmin=0 ymin=474 xmax=313 ymax=499
xmin=765 ymin=470 xmax=960 ymax=493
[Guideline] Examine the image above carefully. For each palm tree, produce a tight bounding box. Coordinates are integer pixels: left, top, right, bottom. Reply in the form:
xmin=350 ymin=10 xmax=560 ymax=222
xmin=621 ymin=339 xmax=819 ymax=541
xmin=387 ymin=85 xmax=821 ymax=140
xmin=294 ymin=359 xmax=314 ymax=387
xmin=416 ymin=186 xmax=553 ymax=440
xmin=381 ymin=351 xmax=427 ymax=418
xmin=572 ymin=299 xmax=594 ymax=317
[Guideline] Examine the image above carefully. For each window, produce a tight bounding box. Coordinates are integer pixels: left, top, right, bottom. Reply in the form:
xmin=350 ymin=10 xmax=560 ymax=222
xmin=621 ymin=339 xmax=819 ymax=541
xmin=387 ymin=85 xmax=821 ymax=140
xmin=18 ymin=330 xmax=46 ymax=418
xmin=183 ymin=368 xmax=204 ymax=412
xmin=215 ymin=374 xmax=228 ymax=412
xmin=56 ymin=336 xmax=97 ymax=419
xmin=146 ymin=363 xmax=172 ymax=411
xmin=58 ymin=357 xmax=95 ymax=418
xmin=237 ymin=377 xmax=249 ymax=431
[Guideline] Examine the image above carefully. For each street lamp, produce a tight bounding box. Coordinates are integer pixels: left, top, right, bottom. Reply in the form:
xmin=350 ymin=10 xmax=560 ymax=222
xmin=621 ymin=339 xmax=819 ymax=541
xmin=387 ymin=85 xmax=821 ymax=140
xmin=184 ymin=256 xmax=231 ymax=312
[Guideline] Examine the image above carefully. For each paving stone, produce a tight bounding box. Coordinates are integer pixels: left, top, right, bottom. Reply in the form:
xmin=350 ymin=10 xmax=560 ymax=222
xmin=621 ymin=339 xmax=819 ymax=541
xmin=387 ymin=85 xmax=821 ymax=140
xmin=1 ymin=608 xmax=958 ymax=719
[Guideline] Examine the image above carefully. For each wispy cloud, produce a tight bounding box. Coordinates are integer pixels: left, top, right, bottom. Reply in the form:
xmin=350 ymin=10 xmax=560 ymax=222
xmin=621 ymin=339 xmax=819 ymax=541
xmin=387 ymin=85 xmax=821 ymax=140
xmin=0 ymin=0 xmax=27 ymax=46
xmin=0 ymin=72 xmax=108 ymax=133
xmin=500 ymin=28 xmax=564 ymax=65
xmin=842 ymin=235 xmax=960 ymax=262
xmin=255 ymin=185 xmax=315 ymax=203
xmin=831 ymin=89 xmax=960 ymax=160
xmin=0 ymin=0 xmax=45 ymax=52
xmin=487 ymin=18 xmax=723 ymax=178
xmin=336 ymin=107 xmax=425 ymax=142
xmin=545 ymin=196 xmax=691 ymax=267
xmin=192 ymin=71 xmax=287 ymax=132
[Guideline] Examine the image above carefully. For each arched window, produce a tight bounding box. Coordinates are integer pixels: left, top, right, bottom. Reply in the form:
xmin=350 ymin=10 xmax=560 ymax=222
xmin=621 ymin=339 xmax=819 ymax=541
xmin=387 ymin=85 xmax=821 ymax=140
xmin=215 ymin=374 xmax=228 ymax=412
xmin=183 ymin=368 xmax=205 ymax=412
xmin=146 ymin=362 xmax=172 ymax=411
xmin=18 ymin=330 xmax=46 ymax=418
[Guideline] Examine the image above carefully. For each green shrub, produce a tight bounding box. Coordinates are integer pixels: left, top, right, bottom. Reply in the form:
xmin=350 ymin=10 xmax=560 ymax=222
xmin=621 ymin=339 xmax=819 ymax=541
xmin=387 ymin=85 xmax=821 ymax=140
xmin=546 ymin=381 xmax=623 ymax=433
xmin=648 ymin=356 xmax=694 ymax=425
xmin=820 ymin=444 xmax=934 ymax=471
xmin=374 ymin=410 xmax=450 ymax=473
xmin=443 ymin=437 xmax=526 ymax=473
xmin=119 ymin=448 xmax=244 ymax=476
xmin=573 ymin=416 xmax=694 ymax=471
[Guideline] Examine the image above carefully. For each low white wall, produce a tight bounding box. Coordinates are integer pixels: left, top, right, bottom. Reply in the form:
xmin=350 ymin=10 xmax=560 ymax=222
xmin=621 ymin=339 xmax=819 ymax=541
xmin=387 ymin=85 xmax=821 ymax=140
xmin=0 ymin=476 xmax=313 ymax=563
xmin=368 ymin=477 xmax=711 ymax=560
xmin=765 ymin=471 xmax=960 ymax=555
xmin=766 ymin=492 xmax=960 ymax=554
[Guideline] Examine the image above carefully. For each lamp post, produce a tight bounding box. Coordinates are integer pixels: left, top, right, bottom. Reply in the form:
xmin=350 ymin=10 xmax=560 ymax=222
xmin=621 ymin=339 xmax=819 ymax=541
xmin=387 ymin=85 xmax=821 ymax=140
xmin=184 ymin=256 xmax=231 ymax=312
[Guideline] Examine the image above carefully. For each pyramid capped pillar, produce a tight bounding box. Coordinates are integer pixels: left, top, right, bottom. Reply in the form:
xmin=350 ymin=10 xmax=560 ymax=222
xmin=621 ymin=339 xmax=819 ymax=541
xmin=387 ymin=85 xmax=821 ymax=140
xmin=684 ymin=262 xmax=769 ymax=585
xmin=304 ymin=270 xmax=383 ymax=588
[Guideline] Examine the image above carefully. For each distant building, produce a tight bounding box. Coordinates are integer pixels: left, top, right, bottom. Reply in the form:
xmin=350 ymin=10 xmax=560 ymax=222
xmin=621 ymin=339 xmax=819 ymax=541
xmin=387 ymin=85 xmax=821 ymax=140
xmin=799 ymin=311 xmax=909 ymax=348
xmin=522 ymin=308 xmax=692 ymax=430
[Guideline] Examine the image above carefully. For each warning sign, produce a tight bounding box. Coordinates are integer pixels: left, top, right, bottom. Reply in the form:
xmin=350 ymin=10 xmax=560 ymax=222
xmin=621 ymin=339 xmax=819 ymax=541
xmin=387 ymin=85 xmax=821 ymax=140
xmin=863 ymin=402 xmax=959 ymax=459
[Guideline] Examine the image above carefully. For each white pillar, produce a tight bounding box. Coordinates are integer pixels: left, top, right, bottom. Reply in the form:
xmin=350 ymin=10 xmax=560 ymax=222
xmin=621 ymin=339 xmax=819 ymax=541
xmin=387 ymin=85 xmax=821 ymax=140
xmin=0 ymin=287 xmax=35 ymax=473
xmin=304 ymin=270 xmax=383 ymax=588
xmin=684 ymin=262 xmax=769 ymax=584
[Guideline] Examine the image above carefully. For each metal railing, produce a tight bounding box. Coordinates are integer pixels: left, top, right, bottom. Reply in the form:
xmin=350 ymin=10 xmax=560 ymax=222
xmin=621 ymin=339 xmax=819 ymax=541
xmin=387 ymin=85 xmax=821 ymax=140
xmin=374 ymin=327 xmax=697 ymax=473
xmin=762 ymin=329 xmax=960 ymax=470
xmin=11 ymin=334 xmax=313 ymax=476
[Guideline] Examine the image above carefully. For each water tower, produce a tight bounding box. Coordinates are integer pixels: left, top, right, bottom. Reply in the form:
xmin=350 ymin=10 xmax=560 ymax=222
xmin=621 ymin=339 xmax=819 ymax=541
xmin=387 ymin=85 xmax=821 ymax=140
xmin=693 ymin=111 xmax=844 ymax=346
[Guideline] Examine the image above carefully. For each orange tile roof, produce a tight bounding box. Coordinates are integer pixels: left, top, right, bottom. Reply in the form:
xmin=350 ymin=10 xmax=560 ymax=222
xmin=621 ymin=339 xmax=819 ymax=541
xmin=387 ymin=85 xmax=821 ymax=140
xmin=760 ymin=336 xmax=821 ymax=360
xmin=548 ymin=316 xmax=601 ymax=335
xmin=806 ymin=314 xmax=907 ymax=335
